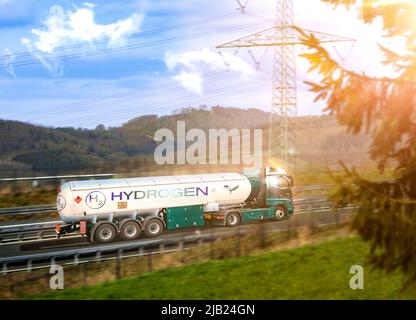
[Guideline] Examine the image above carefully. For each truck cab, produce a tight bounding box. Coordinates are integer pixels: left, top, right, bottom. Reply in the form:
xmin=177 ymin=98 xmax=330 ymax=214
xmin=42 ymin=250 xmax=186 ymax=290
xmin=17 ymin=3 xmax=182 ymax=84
xmin=243 ymin=167 xmax=293 ymax=205
xmin=264 ymin=167 xmax=294 ymax=214
xmin=205 ymin=167 xmax=294 ymax=226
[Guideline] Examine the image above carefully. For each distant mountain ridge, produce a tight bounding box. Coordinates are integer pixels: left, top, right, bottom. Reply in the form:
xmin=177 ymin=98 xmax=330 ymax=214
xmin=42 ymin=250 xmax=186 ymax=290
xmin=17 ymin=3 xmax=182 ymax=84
xmin=0 ymin=106 xmax=371 ymax=177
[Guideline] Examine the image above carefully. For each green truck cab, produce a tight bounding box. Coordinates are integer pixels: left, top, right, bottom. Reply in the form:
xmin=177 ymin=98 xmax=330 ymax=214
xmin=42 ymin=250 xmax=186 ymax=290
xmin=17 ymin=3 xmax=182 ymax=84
xmin=203 ymin=167 xmax=294 ymax=227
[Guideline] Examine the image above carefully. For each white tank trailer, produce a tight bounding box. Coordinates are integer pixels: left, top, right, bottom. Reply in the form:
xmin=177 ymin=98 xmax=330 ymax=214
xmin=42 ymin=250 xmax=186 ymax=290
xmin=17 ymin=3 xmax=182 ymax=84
xmin=55 ymin=168 xmax=294 ymax=243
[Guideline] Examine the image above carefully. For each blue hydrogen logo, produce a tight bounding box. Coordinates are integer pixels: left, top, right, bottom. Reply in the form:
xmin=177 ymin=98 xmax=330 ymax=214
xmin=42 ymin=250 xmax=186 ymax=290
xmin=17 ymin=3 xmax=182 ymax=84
xmin=86 ymin=191 xmax=106 ymax=209
xmin=111 ymin=186 xmax=209 ymax=202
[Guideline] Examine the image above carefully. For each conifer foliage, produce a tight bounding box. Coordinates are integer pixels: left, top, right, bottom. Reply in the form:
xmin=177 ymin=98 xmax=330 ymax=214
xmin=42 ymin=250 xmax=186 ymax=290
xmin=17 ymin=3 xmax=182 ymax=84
xmin=300 ymin=0 xmax=416 ymax=285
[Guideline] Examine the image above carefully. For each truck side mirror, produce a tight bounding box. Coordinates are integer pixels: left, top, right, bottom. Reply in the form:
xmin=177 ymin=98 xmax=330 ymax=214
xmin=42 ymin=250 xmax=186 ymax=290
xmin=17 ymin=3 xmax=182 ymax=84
xmin=288 ymin=176 xmax=294 ymax=188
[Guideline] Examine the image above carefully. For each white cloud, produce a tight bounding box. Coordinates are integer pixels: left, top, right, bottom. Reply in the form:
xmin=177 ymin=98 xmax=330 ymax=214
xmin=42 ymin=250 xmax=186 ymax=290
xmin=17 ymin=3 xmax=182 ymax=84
xmin=172 ymin=72 xmax=203 ymax=94
xmin=21 ymin=37 xmax=63 ymax=77
xmin=83 ymin=2 xmax=96 ymax=9
xmin=16 ymin=3 xmax=144 ymax=77
xmin=164 ymin=47 xmax=254 ymax=94
xmin=2 ymin=48 xmax=17 ymax=78
xmin=25 ymin=4 xmax=144 ymax=53
xmin=0 ymin=0 xmax=11 ymax=6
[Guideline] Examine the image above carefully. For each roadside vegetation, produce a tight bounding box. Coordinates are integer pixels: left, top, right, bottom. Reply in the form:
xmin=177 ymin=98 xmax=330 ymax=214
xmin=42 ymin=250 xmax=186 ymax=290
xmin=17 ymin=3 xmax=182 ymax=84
xmin=24 ymin=236 xmax=415 ymax=300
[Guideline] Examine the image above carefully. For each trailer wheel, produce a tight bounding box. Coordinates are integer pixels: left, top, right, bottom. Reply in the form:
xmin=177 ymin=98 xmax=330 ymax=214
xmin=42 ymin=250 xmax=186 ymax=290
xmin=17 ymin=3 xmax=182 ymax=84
xmin=144 ymin=219 xmax=164 ymax=238
xmin=94 ymin=223 xmax=117 ymax=243
xmin=274 ymin=206 xmax=287 ymax=221
xmin=226 ymin=212 xmax=241 ymax=227
xmin=120 ymin=220 xmax=141 ymax=241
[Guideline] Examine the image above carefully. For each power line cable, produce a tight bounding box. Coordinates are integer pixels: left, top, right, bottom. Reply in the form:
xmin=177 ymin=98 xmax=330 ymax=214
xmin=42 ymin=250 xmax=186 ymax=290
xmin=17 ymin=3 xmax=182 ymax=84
xmin=60 ymin=80 xmax=267 ymax=127
xmin=1 ymin=20 xmax=270 ymax=71
xmin=7 ymin=12 xmax=237 ymax=60
xmin=3 ymin=71 xmax=231 ymax=122
xmin=0 ymin=77 xmax=266 ymax=142
xmin=0 ymin=83 xmax=266 ymax=173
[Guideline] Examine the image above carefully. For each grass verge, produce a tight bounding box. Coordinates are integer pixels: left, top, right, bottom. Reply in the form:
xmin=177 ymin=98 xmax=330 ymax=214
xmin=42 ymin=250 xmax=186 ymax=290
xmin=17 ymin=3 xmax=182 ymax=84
xmin=24 ymin=236 xmax=415 ymax=300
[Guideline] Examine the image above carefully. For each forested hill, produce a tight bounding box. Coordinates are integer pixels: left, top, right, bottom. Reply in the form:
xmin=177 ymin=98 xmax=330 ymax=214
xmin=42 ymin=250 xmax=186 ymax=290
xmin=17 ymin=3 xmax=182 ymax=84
xmin=0 ymin=106 xmax=370 ymax=177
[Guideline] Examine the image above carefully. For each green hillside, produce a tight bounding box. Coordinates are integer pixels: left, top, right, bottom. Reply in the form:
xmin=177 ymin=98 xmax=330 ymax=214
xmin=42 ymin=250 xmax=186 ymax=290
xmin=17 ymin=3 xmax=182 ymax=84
xmin=26 ymin=237 xmax=415 ymax=300
xmin=0 ymin=106 xmax=371 ymax=177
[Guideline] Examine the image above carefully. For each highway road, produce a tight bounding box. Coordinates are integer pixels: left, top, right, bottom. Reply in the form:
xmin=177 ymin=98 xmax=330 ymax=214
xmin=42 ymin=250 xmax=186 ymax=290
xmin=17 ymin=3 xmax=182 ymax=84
xmin=0 ymin=184 xmax=355 ymax=273
xmin=0 ymin=206 xmax=352 ymax=265
xmin=0 ymin=177 xmax=377 ymax=275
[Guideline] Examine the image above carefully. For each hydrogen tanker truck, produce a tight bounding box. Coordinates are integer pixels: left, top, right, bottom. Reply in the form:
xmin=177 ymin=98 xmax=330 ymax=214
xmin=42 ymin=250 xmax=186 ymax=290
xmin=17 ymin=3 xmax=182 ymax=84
xmin=55 ymin=167 xmax=294 ymax=243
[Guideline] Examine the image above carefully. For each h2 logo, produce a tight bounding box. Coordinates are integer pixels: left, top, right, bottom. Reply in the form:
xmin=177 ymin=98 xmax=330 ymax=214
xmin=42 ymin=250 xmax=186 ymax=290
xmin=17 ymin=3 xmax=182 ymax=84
xmin=85 ymin=191 xmax=106 ymax=209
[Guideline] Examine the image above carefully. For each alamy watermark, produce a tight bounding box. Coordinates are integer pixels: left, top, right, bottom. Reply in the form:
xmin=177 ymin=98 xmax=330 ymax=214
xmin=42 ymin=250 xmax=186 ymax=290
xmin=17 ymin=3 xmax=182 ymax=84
xmin=49 ymin=264 xmax=64 ymax=290
xmin=349 ymin=265 xmax=364 ymax=290
xmin=154 ymin=121 xmax=263 ymax=168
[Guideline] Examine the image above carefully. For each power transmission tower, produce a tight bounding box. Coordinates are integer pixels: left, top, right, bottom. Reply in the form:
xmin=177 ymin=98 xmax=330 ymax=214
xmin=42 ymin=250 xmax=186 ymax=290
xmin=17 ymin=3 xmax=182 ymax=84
xmin=217 ymin=0 xmax=354 ymax=171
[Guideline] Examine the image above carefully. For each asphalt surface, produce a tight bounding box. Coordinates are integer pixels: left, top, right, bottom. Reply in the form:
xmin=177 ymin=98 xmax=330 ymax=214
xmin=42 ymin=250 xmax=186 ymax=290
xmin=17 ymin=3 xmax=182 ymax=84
xmin=0 ymin=207 xmax=351 ymax=261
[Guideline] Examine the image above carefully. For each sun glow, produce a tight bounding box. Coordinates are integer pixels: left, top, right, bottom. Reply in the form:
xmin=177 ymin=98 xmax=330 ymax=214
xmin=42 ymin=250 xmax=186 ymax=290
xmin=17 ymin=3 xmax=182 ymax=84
xmin=364 ymin=0 xmax=416 ymax=5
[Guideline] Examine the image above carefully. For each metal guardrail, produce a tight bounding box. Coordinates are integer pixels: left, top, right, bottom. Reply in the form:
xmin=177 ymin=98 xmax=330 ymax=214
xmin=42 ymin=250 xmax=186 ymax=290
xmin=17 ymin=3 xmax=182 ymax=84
xmin=0 ymin=180 xmax=349 ymax=218
xmin=1 ymin=233 xmax=214 ymax=274
xmin=0 ymin=203 xmax=336 ymax=244
xmin=0 ymin=220 xmax=60 ymax=234
xmin=0 ymin=205 xmax=56 ymax=216
xmin=0 ymin=196 xmax=328 ymax=235
xmin=0 ymin=184 xmax=352 ymax=245
xmin=293 ymin=184 xmax=335 ymax=191
xmin=293 ymin=179 xmax=394 ymax=192
xmin=0 ymin=174 xmax=115 ymax=182
xmin=0 ymin=179 xmax=391 ymax=217
xmin=0 ymin=193 xmax=329 ymax=217
xmin=0 ymin=221 xmax=61 ymax=244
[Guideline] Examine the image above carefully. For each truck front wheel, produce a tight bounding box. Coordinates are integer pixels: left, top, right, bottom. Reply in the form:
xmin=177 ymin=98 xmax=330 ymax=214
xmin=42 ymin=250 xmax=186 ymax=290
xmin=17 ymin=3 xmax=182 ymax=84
xmin=274 ymin=206 xmax=287 ymax=221
xmin=94 ymin=223 xmax=117 ymax=243
xmin=144 ymin=219 xmax=164 ymax=238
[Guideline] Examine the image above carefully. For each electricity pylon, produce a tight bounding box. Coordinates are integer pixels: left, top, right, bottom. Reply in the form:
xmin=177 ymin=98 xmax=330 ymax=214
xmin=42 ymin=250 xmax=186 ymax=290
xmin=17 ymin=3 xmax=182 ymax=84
xmin=217 ymin=0 xmax=354 ymax=171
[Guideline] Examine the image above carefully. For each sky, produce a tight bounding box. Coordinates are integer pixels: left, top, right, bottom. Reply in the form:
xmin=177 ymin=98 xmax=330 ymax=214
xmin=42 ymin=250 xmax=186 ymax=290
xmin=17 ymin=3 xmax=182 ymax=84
xmin=0 ymin=0 xmax=398 ymax=128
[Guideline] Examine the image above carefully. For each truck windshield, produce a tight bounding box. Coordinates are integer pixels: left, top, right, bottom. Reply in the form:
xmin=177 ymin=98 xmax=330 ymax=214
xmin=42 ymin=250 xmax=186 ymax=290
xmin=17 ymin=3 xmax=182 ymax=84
xmin=266 ymin=176 xmax=279 ymax=189
xmin=267 ymin=175 xmax=290 ymax=189
xmin=279 ymin=176 xmax=290 ymax=188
